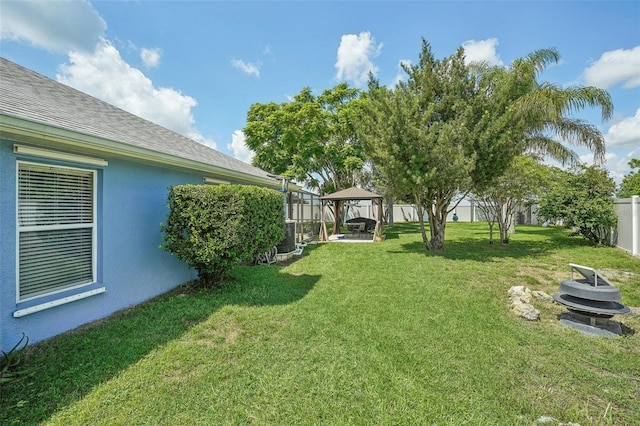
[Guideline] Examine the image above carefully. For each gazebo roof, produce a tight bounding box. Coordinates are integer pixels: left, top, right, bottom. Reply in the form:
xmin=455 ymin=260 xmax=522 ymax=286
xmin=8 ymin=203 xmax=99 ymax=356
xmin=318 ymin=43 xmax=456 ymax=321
xmin=320 ymin=186 xmax=382 ymax=201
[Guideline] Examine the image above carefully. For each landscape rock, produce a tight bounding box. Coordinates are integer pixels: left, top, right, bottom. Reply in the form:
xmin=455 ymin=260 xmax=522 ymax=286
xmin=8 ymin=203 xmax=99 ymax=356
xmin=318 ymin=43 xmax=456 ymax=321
xmin=534 ymin=416 xmax=582 ymax=426
xmin=508 ymin=286 xmax=534 ymax=303
xmin=520 ymin=291 xmax=534 ymax=304
xmin=508 ymin=285 xmax=527 ymax=299
xmin=532 ymin=290 xmax=554 ymax=303
xmin=508 ymin=286 xmax=541 ymax=321
xmin=511 ymin=300 xmax=540 ymax=321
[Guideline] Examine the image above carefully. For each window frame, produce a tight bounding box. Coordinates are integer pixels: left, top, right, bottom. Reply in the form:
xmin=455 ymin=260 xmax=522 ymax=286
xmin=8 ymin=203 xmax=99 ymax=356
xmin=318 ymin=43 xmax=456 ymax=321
xmin=16 ymin=160 xmax=98 ymax=303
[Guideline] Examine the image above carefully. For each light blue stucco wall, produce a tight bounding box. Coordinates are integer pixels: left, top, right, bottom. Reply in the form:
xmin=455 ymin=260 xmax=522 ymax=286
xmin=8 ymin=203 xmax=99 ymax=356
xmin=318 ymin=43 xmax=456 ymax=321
xmin=0 ymin=140 xmax=199 ymax=350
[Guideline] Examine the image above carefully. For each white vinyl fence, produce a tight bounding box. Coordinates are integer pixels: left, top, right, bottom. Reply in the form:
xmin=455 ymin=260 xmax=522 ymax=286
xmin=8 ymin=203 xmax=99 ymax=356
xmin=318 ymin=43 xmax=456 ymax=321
xmin=391 ymin=204 xmax=477 ymax=223
xmin=315 ymin=195 xmax=638 ymax=257
xmin=613 ymin=195 xmax=639 ymax=258
xmin=328 ymin=202 xmax=479 ymax=223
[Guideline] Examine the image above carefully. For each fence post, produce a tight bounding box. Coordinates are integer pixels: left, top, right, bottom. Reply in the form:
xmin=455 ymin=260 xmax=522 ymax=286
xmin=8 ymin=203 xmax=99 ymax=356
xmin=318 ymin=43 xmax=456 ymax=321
xmin=633 ymin=195 xmax=639 ymax=257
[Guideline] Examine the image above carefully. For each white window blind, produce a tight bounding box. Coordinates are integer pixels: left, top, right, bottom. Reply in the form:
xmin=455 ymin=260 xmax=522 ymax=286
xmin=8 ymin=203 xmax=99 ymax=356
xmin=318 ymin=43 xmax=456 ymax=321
xmin=17 ymin=162 xmax=96 ymax=301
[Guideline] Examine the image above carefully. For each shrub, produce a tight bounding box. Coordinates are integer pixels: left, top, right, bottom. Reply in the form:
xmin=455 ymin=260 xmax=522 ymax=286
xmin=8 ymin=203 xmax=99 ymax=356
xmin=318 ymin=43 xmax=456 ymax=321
xmin=161 ymin=184 xmax=285 ymax=285
xmin=538 ymin=166 xmax=617 ymax=246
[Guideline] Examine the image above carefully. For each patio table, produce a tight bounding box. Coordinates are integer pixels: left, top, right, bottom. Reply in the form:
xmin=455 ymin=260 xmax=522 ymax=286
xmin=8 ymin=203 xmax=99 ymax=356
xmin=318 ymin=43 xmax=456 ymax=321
xmin=346 ymin=222 xmax=365 ymax=238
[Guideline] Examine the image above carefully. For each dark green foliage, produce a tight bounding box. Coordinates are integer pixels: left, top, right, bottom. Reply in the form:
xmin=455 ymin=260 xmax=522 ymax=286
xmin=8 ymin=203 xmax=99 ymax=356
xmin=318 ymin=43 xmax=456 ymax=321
xmin=243 ymin=83 xmax=365 ymax=195
xmin=1 ymin=333 xmax=32 ymax=386
xmin=359 ymin=42 xmax=479 ymax=251
xmin=617 ymin=158 xmax=640 ymax=198
xmin=538 ymin=166 xmax=617 ymax=246
xmin=161 ymin=185 xmax=285 ymax=285
xmin=357 ymin=39 xmax=611 ymax=252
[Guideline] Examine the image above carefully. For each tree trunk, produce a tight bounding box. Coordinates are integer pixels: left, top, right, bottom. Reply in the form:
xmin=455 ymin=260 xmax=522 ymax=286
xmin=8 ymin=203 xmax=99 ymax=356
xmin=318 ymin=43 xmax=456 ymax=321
xmin=387 ymin=197 xmax=394 ymax=226
xmin=415 ymin=194 xmax=447 ymax=252
xmin=417 ymin=204 xmax=432 ymax=251
xmin=488 ymin=223 xmax=494 ymax=244
xmin=332 ymin=201 xmax=342 ymax=235
xmin=499 ymin=226 xmax=510 ymax=244
xmin=498 ymin=201 xmax=512 ymax=244
xmin=427 ymin=202 xmax=446 ymax=252
xmin=430 ymin=219 xmax=446 ymax=251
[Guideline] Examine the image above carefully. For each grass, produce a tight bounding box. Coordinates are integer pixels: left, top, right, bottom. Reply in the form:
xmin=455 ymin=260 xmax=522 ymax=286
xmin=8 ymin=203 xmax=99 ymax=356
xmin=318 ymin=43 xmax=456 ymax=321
xmin=1 ymin=223 xmax=639 ymax=425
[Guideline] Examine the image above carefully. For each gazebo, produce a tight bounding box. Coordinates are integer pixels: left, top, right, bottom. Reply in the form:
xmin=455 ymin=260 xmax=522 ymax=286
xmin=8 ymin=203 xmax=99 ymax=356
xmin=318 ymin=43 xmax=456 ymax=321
xmin=319 ymin=186 xmax=384 ymax=241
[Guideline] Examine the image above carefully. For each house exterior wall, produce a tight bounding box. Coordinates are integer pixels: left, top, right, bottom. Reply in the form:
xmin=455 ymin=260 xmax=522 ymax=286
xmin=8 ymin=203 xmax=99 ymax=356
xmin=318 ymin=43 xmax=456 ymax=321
xmin=1 ymin=140 xmax=199 ymax=350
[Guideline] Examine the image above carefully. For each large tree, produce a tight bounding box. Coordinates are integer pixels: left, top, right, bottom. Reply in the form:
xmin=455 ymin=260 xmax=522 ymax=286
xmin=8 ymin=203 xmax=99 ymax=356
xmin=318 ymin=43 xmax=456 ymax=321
xmin=243 ymin=82 xmax=365 ymax=195
xmin=358 ymin=39 xmax=613 ymax=251
xmin=359 ymin=43 xmax=479 ymax=251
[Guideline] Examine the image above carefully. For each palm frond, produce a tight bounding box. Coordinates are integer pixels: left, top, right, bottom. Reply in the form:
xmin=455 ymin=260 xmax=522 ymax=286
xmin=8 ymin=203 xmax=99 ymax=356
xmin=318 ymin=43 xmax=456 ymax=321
xmin=543 ymin=118 xmax=606 ymax=164
xmin=525 ymin=135 xmax=580 ymax=167
xmin=523 ymin=48 xmax=561 ymax=76
xmin=561 ymin=86 xmax=614 ymax=121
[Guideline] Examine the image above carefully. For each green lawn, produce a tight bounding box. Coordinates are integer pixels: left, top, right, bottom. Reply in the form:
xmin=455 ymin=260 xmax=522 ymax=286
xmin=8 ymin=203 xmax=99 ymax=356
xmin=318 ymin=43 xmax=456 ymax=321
xmin=2 ymin=223 xmax=639 ymax=425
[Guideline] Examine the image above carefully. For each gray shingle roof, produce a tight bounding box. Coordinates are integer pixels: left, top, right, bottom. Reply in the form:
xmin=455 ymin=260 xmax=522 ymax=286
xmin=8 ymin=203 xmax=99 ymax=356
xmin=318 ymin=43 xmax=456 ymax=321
xmin=0 ymin=57 xmax=275 ymax=183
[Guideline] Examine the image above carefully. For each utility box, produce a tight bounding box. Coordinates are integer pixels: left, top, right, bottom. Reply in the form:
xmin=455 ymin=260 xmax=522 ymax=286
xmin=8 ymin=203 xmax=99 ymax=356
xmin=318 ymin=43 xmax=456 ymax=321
xmin=276 ymin=220 xmax=296 ymax=254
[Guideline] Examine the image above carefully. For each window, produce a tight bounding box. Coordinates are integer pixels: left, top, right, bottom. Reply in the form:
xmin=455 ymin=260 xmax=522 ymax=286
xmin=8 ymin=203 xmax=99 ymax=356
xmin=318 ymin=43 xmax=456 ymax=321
xmin=17 ymin=162 xmax=96 ymax=301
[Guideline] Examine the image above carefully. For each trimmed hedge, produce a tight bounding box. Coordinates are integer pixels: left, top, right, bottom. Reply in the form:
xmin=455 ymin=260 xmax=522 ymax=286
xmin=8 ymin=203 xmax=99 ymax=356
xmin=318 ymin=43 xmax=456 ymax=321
xmin=161 ymin=184 xmax=285 ymax=285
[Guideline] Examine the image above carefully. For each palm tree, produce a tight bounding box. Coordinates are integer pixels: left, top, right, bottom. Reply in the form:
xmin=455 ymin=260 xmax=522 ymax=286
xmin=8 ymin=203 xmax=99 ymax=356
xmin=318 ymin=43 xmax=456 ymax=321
xmin=475 ymin=48 xmax=613 ymax=166
xmin=470 ymin=49 xmax=613 ymax=246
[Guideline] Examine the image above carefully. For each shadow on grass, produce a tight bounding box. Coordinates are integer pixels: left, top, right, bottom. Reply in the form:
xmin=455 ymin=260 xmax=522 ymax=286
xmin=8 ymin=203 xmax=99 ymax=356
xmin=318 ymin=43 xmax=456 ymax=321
xmin=0 ymin=266 xmax=318 ymax=425
xmin=387 ymin=222 xmax=593 ymax=262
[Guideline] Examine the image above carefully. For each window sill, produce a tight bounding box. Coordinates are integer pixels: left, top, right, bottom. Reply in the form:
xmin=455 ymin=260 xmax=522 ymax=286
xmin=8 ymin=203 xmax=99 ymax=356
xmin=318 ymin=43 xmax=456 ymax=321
xmin=13 ymin=287 xmax=107 ymax=318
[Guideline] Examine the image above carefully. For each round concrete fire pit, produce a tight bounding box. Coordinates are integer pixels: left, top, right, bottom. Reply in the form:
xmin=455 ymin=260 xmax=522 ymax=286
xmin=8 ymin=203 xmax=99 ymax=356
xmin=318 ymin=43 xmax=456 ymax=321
xmin=553 ymin=263 xmax=630 ymax=337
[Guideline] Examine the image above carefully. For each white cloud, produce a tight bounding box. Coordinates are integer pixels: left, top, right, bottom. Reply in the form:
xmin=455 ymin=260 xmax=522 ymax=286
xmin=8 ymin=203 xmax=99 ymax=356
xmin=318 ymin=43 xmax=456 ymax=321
xmin=140 ymin=47 xmax=161 ymax=68
xmin=390 ymin=59 xmax=412 ymax=88
xmin=231 ymin=59 xmax=260 ymax=77
xmin=462 ymin=38 xmax=504 ymax=66
xmin=577 ymin=110 xmax=640 ymax=183
xmin=583 ymin=46 xmax=640 ymax=89
xmin=0 ymin=0 xmax=106 ymax=53
xmin=602 ymin=150 xmax=640 ymax=184
xmin=335 ymin=31 xmax=383 ymax=86
xmin=579 ymin=151 xmax=617 ymax=168
xmin=605 ymin=109 xmax=640 ymax=149
xmin=227 ymin=130 xmax=254 ymax=164
xmin=57 ymin=39 xmax=216 ymax=149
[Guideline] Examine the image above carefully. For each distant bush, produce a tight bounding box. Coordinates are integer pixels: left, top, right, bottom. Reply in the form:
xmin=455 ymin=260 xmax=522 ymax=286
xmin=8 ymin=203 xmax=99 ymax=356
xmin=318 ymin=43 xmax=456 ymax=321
xmin=161 ymin=184 xmax=285 ymax=285
xmin=538 ymin=166 xmax=617 ymax=246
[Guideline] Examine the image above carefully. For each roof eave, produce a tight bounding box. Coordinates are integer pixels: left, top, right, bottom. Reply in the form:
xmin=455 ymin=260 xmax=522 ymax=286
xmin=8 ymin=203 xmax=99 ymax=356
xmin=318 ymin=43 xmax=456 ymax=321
xmin=1 ymin=114 xmax=281 ymax=189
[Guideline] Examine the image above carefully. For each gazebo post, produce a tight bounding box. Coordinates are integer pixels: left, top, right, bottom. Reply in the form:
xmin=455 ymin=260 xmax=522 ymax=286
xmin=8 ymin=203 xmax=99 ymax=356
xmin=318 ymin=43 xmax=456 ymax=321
xmin=319 ymin=200 xmax=328 ymax=241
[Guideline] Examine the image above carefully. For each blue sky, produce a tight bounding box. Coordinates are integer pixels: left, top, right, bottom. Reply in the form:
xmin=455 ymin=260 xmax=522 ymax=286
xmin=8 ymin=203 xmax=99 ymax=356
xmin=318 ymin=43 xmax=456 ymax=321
xmin=1 ymin=0 xmax=639 ymax=183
